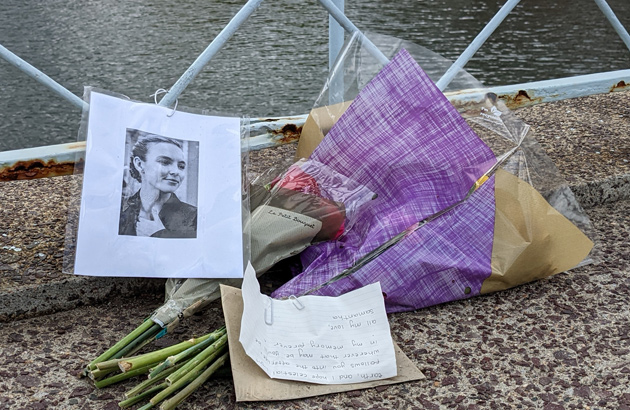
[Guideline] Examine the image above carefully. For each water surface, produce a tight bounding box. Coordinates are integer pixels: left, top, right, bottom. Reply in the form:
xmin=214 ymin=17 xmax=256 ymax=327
xmin=1 ymin=0 xmax=628 ymax=151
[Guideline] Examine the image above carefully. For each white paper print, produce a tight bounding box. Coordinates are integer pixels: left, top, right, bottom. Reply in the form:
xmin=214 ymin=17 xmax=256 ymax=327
xmin=239 ymin=263 xmax=397 ymax=384
xmin=74 ymin=91 xmax=243 ymax=278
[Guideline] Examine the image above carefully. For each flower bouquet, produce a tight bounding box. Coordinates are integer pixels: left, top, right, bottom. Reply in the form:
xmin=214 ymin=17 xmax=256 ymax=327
xmin=271 ymin=38 xmax=594 ymax=312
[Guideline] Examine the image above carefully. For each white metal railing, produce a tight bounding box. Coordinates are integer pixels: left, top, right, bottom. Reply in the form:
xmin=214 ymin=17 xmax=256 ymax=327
xmin=1 ymin=0 xmax=629 ymax=182
xmin=2 ymin=0 xmax=629 ymax=121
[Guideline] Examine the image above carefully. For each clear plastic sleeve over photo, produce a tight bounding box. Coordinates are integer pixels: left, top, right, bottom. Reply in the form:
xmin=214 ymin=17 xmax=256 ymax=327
xmin=72 ymin=91 xmax=244 ymax=279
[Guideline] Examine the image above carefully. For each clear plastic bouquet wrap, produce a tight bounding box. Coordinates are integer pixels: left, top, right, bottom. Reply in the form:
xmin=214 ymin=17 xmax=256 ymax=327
xmin=271 ymin=33 xmax=594 ymax=312
xmin=149 ymin=157 xmax=374 ymax=328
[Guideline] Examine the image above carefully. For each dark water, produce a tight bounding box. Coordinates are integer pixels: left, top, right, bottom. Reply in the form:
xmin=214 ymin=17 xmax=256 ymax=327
xmin=1 ymin=0 xmax=629 ymax=151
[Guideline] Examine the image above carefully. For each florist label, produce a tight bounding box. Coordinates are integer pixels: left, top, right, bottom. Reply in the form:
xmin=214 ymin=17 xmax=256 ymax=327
xmin=239 ymin=263 xmax=397 ymax=384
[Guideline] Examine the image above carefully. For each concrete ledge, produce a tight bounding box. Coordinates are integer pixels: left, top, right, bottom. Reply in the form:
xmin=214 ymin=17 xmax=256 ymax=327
xmin=0 ymin=276 xmax=165 ymax=322
xmin=1 ymin=171 xmax=626 ymax=323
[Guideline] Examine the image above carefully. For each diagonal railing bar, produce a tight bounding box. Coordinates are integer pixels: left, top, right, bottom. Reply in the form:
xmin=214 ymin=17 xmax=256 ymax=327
xmin=594 ymin=0 xmax=630 ymax=52
xmin=160 ymin=0 xmax=387 ymax=107
xmin=436 ymin=0 xmax=521 ymax=91
xmin=437 ymin=0 xmax=630 ymax=92
xmin=0 ymin=0 xmax=377 ymax=113
xmin=0 ymin=44 xmax=88 ymax=111
xmin=1 ymin=0 xmax=628 ymax=133
xmin=157 ymin=0 xmax=265 ymax=108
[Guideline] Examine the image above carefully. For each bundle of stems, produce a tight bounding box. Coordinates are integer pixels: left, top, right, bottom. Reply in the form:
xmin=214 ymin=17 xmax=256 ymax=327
xmin=83 ymin=319 xmax=166 ymax=377
xmin=85 ymin=326 xmax=225 ymax=381
xmin=83 ymin=325 xmax=230 ymax=409
xmin=122 ymin=331 xmax=229 ymax=410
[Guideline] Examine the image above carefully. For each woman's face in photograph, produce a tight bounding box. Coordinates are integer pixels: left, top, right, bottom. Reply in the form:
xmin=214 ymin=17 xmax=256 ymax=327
xmin=139 ymin=142 xmax=186 ymax=193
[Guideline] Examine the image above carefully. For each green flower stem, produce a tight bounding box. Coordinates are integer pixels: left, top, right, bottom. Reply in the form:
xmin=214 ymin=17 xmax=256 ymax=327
xmin=88 ymin=367 xmax=117 ymax=381
xmin=95 ymin=358 xmax=123 ymax=371
xmin=86 ymin=319 xmax=154 ymax=372
xmin=125 ymin=363 xmax=184 ymax=399
xmin=95 ymin=325 xmax=162 ymax=371
xmin=151 ymin=343 xmax=228 ymax=406
xmin=119 ymin=383 xmax=167 ymax=408
xmin=165 ymin=334 xmax=227 ymax=385
xmin=149 ymin=327 xmax=226 ymax=379
xmin=94 ymin=364 xmax=154 ymax=389
xmin=147 ymin=359 xmax=174 ymax=381
xmin=118 ymin=332 xmax=215 ymax=373
xmin=124 ymin=332 xmax=163 ymax=359
xmin=137 ymin=402 xmax=154 ymax=410
xmin=113 ymin=323 xmax=162 ymax=360
xmin=159 ymin=352 xmax=229 ymax=410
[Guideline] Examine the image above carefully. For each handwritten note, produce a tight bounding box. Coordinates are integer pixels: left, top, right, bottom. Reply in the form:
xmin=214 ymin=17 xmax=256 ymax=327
xmin=239 ymin=262 xmax=397 ymax=384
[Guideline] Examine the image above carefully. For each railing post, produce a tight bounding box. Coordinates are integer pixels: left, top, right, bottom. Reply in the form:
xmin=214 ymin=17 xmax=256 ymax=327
xmin=329 ymin=0 xmax=345 ymax=105
xmin=317 ymin=0 xmax=389 ymax=66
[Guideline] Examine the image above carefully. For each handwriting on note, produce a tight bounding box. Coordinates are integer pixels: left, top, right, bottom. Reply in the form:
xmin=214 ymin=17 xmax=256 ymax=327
xmin=239 ymin=262 xmax=397 ymax=384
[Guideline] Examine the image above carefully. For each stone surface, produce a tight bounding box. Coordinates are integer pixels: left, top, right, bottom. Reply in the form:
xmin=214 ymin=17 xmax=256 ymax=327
xmin=0 ymin=199 xmax=628 ymax=409
xmin=516 ymin=91 xmax=630 ymax=207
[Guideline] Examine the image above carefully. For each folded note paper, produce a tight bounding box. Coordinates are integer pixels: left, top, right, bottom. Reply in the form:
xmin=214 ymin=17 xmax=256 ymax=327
xmin=238 ymin=263 xmax=396 ymax=384
xmin=220 ymin=283 xmax=425 ymax=401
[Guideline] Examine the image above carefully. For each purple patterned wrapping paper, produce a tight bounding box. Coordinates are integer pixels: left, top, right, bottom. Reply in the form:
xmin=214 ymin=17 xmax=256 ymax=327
xmin=272 ymin=49 xmax=498 ymax=312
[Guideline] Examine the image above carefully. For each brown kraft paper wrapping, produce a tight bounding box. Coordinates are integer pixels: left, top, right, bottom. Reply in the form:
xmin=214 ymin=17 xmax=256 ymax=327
xmin=481 ymin=169 xmax=594 ymax=294
xmin=220 ymin=285 xmax=425 ymax=402
xmin=296 ymin=101 xmax=352 ymax=159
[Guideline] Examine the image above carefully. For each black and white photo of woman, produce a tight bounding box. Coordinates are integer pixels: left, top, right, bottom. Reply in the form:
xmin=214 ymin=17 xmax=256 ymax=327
xmin=119 ymin=130 xmax=199 ymax=238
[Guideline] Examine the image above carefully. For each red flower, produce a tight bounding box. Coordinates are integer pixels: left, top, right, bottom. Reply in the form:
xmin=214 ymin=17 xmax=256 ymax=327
xmin=273 ymin=166 xmax=322 ymax=197
xmin=269 ymin=164 xmax=346 ymax=242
